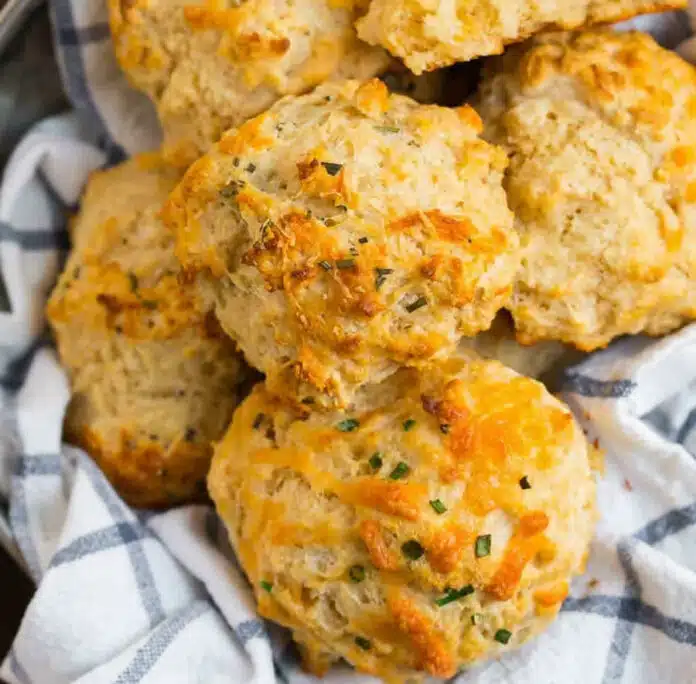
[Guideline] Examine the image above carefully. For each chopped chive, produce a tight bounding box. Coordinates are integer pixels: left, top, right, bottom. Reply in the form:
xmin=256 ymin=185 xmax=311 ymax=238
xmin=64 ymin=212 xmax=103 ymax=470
xmin=403 ymin=419 xmax=417 ymax=432
xmin=375 ymin=267 xmax=394 ymax=291
xmin=318 ymin=260 xmax=332 ymax=271
xmin=260 ymin=580 xmax=273 ymax=593
xmin=336 ymin=258 xmax=356 ymax=270
xmin=321 ymin=162 xmax=343 ymax=176
xmin=369 ymin=452 xmax=383 ymax=470
xmin=375 ymin=125 xmax=401 ymax=134
xmin=301 ymin=397 xmax=315 ymax=405
xmin=429 ymin=499 xmax=447 ymax=515
xmin=349 ymin=564 xmax=366 ymax=582
xmin=471 ymin=613 xmax=483 ymax=626
xmin=220 ymin=179 xmax=244 ymax=198
xmin=494 ymin=629 xmax=512 ymax=645
xmin=405 ymin=296 xmax=428 ymax=313
xmin=519 ymin=476 xmax=532 ymax=490
xmin=253 ymin=413 xmax=265 ymax=430
xmin=440 ymin=424 xmax=450 ymax=435
xmin=336 ymin=418 xmax=360 ymax=432
xmin=401 ymin=540 xmax=424 ymax=561
xmin=245 ymin=162 xmax=256 ymax=173
xmin=358 ymin=237 xmax=369 ymax=244
xmin=354 ymin=636 xmax=371 ymax=650
xmin=475 ymin=534 xmax=491 ymax=558
xmin=128 ymin=272 xmax=138 ymax=292
xmin=435 ymin=585 xmax=474 ymax=607
xmin=389 ymin=462 xmax=410 ymax=480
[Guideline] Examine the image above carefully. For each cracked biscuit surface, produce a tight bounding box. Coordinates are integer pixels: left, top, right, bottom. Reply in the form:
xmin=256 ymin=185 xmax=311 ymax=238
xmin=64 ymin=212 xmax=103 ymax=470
xmin=108 ymin=0 xmax=390 ymax=165
xmin=164 ymin=79 xmax=518 ymax=408
xmin=209 ymin=359 xmax=597 ymax=681
xmin=47 ymin=154 xmax=245 ymax=507
xmin=356 ymin=0 xmax=686 ymax=74
xmin=477 ymin=30 xmax=696 ymax=351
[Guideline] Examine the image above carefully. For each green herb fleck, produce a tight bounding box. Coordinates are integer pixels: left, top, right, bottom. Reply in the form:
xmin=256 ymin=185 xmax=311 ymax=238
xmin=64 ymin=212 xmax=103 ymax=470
xmin=389 ymin=462 xmax=410 ymax=480
xmin=128 ymin=272 xmax=138 ymax=292
xmin=220 ymin=179 xmax=244 ymax=198
xmin=405 ymin=296 xmax=428 ymax=313
xmin=471 ymin=613 xmax=483 ymax=626
xmin=349 ymin=565 xmax=366 ymax=582
xmin=375 ymin=267 xmax=394 ymax=290
xmin=358 ymin=237 xmax=368 ymax=244
xmin=519 ymin=476 xmax=531 ymax=490
xmin=435 ymin=585 xmax=474 ymax=607
xmin=440 ymin=424 xmax=450 ymax=435
xmin=246 ymin=162 xmax=256 ymax=173
xmin=253 ymin=413 xmax=265 ymax=430
xmin=429 ymin=499 xmax=447 ymax=515
xmin=337 ymin=418 xmax=360 ymax=433
xmin=354 ymin=636 xmax=371 ymax=650
xmin=260 ymin=580 xmax=273 ymax=593
xmin=475 ymin=535 xmax=491 ymax=558
xmin=233 ymin=157 xmax=240 ymax=167
xmin=401 ymin=540 xmax=424 ymax=561
xmin=318 ymin=260 xmax=333 ymax=271
xmin=321 ymin=162 xmax=343 ymax=176
xmin=369 ymin=452 xmax=383 ymax=470
xmin=336 ymin=258 xmax=356 ymax=270
xmin=403 ymin=419 xmax=417 ymax=432
xmin=494 ymin=629 xmax=512 ymax=645
xmin=375 ymin=125 xmax=401 ymax=134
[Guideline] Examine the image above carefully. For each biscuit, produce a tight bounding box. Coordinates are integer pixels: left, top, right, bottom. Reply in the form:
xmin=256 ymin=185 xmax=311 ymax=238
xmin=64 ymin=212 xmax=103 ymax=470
xmin=209 ymin=359 xmax=597 ymax=681
xmin=356 ymin=0 xmax=686 ymax=73
xmin=164 ymin=80 xmax=518 ymax=408
xmin=108 ymin=0 xmax=390 ymax=165
xmin=476 ymin=30 xmax=696 ymax=351
xmin=47 ymin=154 xmax=245 ymax=507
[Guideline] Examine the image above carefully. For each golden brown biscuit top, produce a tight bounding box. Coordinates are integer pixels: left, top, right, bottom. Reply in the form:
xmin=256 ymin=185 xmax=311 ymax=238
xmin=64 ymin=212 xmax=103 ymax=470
xmin=47 ymin=154 xmax=212 ymax=341
xmin=477 ymin=30 xmax=696 ymax=349
xmin=164 ymin=80 xmax=518 ymax=404
xmin=356 ymin=0 xmax=686 ymax=73
xmin=210 ymin=359 xmax=597 ymax=679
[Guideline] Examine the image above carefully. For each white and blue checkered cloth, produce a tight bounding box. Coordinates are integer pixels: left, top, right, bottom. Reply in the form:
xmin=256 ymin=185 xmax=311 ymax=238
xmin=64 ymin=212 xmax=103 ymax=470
xmin=0 ymin=2 xmax=695 ymax=683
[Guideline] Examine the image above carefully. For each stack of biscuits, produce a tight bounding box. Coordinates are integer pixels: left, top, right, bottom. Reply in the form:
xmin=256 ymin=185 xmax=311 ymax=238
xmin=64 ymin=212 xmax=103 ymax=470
xmin=47 ymin=1 xmax=695 ymax=680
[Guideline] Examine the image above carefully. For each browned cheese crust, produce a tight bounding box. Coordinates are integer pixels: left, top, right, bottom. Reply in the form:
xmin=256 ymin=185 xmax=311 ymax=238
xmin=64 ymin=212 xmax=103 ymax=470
xmin=210 ymin=359 xmax=598 ymax=681
xmin=47 ymin=153 xmax=245 ymax=507
xmin=164 ymin=79 xmax=518 ymax=408
xmin=477 ymin=30 xmax=696 ymax=350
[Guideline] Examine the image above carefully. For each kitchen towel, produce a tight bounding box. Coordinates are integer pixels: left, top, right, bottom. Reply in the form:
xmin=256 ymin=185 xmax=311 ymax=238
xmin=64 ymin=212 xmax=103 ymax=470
xmin=0 ymin=2 xmax=695 ymax=682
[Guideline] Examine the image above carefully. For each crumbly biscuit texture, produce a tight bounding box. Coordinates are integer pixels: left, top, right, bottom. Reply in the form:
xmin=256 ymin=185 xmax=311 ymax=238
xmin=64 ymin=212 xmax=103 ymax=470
xmin=477 ymin=30 xmax=696 ymax=350
xmin=356 ymin=0 xmax=686 ymax=73
xmin=47 ymin=154 xmax=244 ymax=507
xmin=165 ymin=80 xmax=518 ymax=408
xmin=109 ymin=0 xmax=390 ymax=164
xmin=209 ymin=359 xmax=597 ymax=681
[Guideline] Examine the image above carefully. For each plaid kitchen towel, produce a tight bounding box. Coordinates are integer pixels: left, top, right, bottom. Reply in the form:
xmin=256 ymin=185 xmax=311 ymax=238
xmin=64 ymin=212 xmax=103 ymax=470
xmin=0 ymin=2 xmax=695 ymax=683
